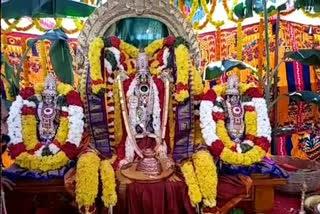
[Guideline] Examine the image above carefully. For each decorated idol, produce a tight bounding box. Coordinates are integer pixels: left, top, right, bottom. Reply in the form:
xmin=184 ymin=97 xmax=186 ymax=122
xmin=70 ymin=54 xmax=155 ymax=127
xmin=72 ymin=0 xmax=221 ymax=210
xmin=7 ymin=73 xmax=85 ymax=172
xmin=37 ymin=73 xmax=60 ymax=145
xmin=200 ymin=73 xmax=288 ymax=175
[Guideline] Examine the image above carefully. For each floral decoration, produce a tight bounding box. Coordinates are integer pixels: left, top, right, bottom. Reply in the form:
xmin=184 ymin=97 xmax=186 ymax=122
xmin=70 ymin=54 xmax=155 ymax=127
xmin=7 ymin=84 xmax=84 ymax=172
xmin=200 ymin=85 xmax=271 ymax=166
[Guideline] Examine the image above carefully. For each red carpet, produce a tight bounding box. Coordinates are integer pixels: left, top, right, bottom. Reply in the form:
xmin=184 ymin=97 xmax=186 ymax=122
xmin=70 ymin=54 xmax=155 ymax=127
xmin=271 ymin=192 xmax=301 ymax=214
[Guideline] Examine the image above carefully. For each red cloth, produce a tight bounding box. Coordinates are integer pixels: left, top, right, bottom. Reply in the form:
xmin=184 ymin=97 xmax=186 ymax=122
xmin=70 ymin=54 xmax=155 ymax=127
xmin=114 ymin=181 xmax=196 ymax=214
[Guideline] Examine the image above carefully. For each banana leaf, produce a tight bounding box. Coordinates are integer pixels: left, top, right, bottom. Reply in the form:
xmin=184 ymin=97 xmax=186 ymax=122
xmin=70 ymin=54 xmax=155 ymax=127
xmin=204 ymin=59 xmax=257 ymax=80
xmin=285 ymin=49 xmax=320 ymax=66
xmin=288 ymin=91 xmax=320 ymax=105
xmin=1 ymin=0 xmax=95 ymax=19
xmin=23 ymin=29 xmax=74 ymax=84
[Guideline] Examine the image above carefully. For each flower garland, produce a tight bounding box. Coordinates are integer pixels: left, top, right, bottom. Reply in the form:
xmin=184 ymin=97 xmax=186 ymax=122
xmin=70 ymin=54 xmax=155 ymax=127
xmin=8 ymin=84 xmax=84 ymax=171
xmin=89 ymin=37 xmax=105 ymax=94
xmin=192 ymin=151 xmax=217 ymax=208
xmin=89 ymin=36 xmax=203 ymax=103
xmin=100 ymin=159 xmax=117 ymax=207
xmin=181 ymin=161 xmax=202 ymax=207
xmin=200 ymin=85 xmax=271 ymax=166
xmin=2 ymin=18 xmax=83 ymax=34
xmin=76 ymin=152 xmax=100 ymax=208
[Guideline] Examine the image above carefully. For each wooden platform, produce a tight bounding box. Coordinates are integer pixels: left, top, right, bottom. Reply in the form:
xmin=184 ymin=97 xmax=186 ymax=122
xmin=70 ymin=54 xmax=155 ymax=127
xmin=4 ymin=174 xmax=286 ymax=214
xmin=4 ymin=179 xmax=78 ymax=214
xmin=242 ymin=174 xmax=287 ymax=214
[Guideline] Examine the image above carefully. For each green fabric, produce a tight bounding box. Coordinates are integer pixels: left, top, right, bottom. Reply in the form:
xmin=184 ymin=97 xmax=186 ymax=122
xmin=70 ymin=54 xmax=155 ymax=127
xmin=1 ymin=0 xmax=95 ymax=19
xmin=286 ymin=49 xmax=320 ymax=66
xmin=26 ymin=29 xmax=74 ymax=84
xmin=109 ymin=18 xmax=169 ymax=49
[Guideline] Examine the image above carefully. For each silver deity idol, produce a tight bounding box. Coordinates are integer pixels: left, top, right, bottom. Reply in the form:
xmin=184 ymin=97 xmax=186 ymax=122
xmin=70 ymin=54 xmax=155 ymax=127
xmin=37 ymin=73 xmax=59 ymax=144
xmin=224 ymin=74 xmax=245 ymax=144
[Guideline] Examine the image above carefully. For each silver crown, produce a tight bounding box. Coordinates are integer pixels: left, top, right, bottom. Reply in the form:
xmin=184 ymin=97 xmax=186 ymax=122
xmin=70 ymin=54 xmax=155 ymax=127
xmin=226 ymin=74 xmax=240 ymax=96
xmin=43 ymin=73 xmax=57 ymax=96
xmin=136 ymin=52 xmax=149 ymax=74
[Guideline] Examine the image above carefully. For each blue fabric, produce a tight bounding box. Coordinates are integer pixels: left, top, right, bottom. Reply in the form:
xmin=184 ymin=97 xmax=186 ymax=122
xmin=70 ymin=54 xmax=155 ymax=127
xmin=285 ymin=135 xmax=293 ymax=155
xmin=2 ymin=161 xmax=75 ymax=181
xmin=302 ymin=64 xmax=312 ymax=91
xmin=286 ymin=62 xmax=296 ymax=93
xmin=218 ymin=157 xmax=289 ymax=178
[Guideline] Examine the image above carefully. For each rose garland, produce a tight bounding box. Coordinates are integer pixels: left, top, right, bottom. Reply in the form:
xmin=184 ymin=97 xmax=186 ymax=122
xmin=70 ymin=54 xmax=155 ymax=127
xmin=8 ymin=84 xmax=84 ymax=171
xmin=200 ymin=85 xmax=271 ymax=166
xmin=88 ymin=36 xmax=203 ymax=103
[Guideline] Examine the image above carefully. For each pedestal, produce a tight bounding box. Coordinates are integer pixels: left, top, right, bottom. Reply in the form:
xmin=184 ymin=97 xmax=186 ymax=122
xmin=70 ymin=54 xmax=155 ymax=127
xmin=4 ymin=179 xmax=77 ymax=214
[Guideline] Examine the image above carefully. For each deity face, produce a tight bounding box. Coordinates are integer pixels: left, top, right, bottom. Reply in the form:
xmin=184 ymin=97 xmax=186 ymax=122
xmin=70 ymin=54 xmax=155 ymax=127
xmin=227 ymin=94 xmax=240 ymax=105
xmin=43 ymin=94 xmax=55 ymax=104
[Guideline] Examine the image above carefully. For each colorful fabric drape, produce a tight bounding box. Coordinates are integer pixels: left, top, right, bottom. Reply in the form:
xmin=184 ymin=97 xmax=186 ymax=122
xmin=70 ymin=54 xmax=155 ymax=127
xmin=198 ymin=20 xmax=320 ymax=132
xmin=1 ymin=32 xmax=80 ymax=91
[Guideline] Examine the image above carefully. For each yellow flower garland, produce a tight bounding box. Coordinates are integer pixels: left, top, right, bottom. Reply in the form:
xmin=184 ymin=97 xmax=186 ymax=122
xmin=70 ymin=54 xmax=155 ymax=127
xmin=22 ymin=115 xmax=38 ymax=150
xmin=89 ymin=37 xmax=105 ymax=94
xmin=100 ymin=160 xmax=117 ymax=207
xmin=244 ymin=111 xmax=257 ymax=136
xmin=186 ymin=0 xmax=199 ymax=22
xmin=216 ymin=120 xmax=236 ymax=149
xmin=35 ymin=83 xmax=44 ymax=94
xmin=181 ymin=161 xmax=202 ymax=207
xmin=145 ymin=39 xmax=164 ymax=57
xmin=175 ymin=44 xmax=190 ymax=102
xmin=220 ymin=146 xmax=266 ymax=166
xmin=15 ymin=151 xmax=69 ymax=171
xmin=76 ymin=152 xmax=101 ymax=207
xmin=57 ymin=83 xmax=74 ymax=95
xmin=119 ymin=41 xmax=139 ymax=59
xmin=55 ymin=117 xmax=69 ymax=144
xmin=192 ymin=66 xmax=204 ymax=96
xmin=211 ymin=83 xmax=267 ymax=165
xmin=193 ymin=151 xmax=217 ymax=208
xmin=113 ymin=82 xmax=123 ymax=146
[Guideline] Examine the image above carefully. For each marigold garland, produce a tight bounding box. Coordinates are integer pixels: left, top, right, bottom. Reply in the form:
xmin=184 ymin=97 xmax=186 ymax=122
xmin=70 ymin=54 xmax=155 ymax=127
xmin=8 ymin=84 xmax=84 ymax=172
xmin=22 ymin=115 xmax=38 ymax=150
xmin=76 ymin=152 xmax=100 ymax=207
xmin=175 ymin=44 xmax=190 ymax=101
xmin=145 ymin=39 xmax=164 ymax=57
xmin=200 ymin=84 xmax=271 ymax=166
xmin=181 ymin=161 xmax=202 ymax=207
xmin=57 ymin=82 xmax=74 ymax=95
xmin=100 ymin=160 xmax=117 ymax=207
xmin=89 ymin=37 xmax=105 ymax=94
xmin=119 ymin=41 xmax=139 ymax=59
xmin=15 ymin=151 xmax=69 ymax=171
xmin=192 ymin=151 xmax=217 ymax=208
xmin=55 ymin=117 xmax=69 ymax=144
xmin=187 ymin=0 xmax=199 ymax=23
xmin=192 ymin=66 xmax=204 ymax=96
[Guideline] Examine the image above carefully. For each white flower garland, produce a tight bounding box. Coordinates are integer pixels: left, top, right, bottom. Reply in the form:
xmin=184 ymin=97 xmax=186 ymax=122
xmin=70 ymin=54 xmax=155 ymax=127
xmin=252 ymin=98 xmax=272 ymax=142
xmin=200 ymin=93 xmax=271 ymax=152
xmin=8 ymin=95 xmax=23 ymax=145
xmin=8 ymin=93 xmax=84 ymax=156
